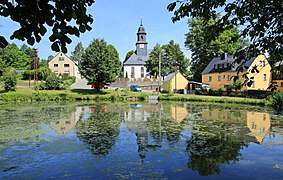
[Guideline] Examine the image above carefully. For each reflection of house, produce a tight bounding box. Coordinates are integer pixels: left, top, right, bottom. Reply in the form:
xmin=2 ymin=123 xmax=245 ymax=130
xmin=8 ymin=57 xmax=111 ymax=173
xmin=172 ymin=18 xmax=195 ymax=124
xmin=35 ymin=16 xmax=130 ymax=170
xmin=163 ymin=71 xmax=188 ymax=93
xmin=171 ymin=105 xmax=188 ymax=123
xmin=202 ymin=53 xmax=271 ymax=90
xmin=48 ymin=52 xmax=81 ymax=80
xmin=246 ymin=112 xmax=270 ymax=143
xmin=50 ymin=106 xmax=92 ymax=135
xmin=202 ymin=109 xmax=270 ymax=144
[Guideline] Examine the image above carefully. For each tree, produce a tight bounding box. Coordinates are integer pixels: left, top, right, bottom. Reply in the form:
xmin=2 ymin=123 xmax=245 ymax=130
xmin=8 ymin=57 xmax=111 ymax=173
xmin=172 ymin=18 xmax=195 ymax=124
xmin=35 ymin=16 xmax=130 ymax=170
xmin=70 ymin=42 xmax=84 ymax=64
xmin=185 ymin=17 xmax=244 ymax=81
xmin=0 ymin=43 xmax=28 ymax=75
xmin=79 ymin=39 xmax=121 ymax=92
xmin=47 ymin=55 xmax=54 ymax=61
xmin=0 ymin=0 xmax=95 ymax=52
xmin=167 ymin=0 xmax=283 ymax=65
xmin=145 ymin=40 xmax=189 ymax=78
xmin=2 ymin=68 xmax=17 ymax=91
xmin=123 ymin=50 xmax=135 ymax=63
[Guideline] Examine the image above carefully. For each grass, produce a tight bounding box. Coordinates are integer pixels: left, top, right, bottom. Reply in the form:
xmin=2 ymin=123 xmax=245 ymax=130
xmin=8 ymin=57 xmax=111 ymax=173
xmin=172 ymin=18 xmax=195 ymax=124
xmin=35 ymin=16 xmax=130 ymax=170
xmin=0 ymin=87 xmax=272 ymax=107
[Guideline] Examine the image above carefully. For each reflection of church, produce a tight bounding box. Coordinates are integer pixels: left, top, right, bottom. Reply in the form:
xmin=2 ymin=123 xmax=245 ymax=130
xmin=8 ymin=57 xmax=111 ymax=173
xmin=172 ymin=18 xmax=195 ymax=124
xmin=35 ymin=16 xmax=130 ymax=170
xmin=201 ymin=109 xmax=271 ymax=144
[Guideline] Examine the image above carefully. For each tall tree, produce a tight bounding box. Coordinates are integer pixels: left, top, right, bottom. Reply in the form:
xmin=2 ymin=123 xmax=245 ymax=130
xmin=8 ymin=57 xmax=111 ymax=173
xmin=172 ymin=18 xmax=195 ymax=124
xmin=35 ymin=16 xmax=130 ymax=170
xmin=146 ymin=40 xmax=189 ymax=78
xmin=167 ymin=0 xmax=283 ymax=65
xmin=123 ymin=50 xmax=135 ymax=63
xmin=79 ymin=39 xmax=121 ymax=92
xmin=70 ymin=42 xmax=84 ymax=64
xmin=0 ymin=43 xmax=28 ymax=75
xmin=185 ymin=17 xmax=244 ymax=81
xmin=0 ymin=0 xmax=95 ymax=52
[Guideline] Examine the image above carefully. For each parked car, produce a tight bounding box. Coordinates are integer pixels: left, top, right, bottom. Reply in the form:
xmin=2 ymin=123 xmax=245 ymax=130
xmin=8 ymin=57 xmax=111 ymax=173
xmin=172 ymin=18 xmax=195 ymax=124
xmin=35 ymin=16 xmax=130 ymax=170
xmin=130 ymin=85 xmax=142 ymax=92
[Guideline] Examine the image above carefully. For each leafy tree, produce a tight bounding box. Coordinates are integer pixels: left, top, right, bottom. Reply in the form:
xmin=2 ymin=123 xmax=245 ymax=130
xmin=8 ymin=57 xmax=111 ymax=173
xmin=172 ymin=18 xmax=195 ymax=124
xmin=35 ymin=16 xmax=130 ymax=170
xmin=2 ymin=68 xmax=17 ymax=91
xmin=70 ymin=42 xmax=84 ymax=64
xmin=146 ymin=40 xmax=189 ymax=78
xmin=0 ymin=0 xmax=95 ymax=52
xmin=185 ymin=17 xmax=244 ymax=82
xmin=79 ymin=39 xmax=121 ymax=92
xmin=123 ymin=50 xmax=135 ymax=63
xmin=45 ymin=72 xmax=60 ymax=90
xmin=0 ymin=43 xmax=28 ymax=75
xmin=167 ymin=0 xmax=283 ymax=65
xmin=47 ymin=55 xmax=54 ymax=61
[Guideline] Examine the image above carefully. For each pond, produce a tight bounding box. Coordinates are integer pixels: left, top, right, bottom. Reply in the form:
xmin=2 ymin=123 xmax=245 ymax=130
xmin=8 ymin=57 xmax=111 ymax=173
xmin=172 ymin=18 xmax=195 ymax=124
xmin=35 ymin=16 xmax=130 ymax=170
xmin=0 ymin=102 xmax=283 ymax=179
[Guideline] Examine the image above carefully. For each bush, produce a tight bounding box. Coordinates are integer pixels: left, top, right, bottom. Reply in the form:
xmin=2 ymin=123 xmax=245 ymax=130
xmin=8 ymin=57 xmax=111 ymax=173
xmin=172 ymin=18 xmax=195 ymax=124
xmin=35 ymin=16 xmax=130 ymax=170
xmin=34 ymin=82 xmax=46 ymax=90
xmin=271 ymin=91 xmax=283 ymax=110
xmin=2 ymin=69 xmax=17 ymax=92
xmin=45 ymin=73 xmax=60 ymax=90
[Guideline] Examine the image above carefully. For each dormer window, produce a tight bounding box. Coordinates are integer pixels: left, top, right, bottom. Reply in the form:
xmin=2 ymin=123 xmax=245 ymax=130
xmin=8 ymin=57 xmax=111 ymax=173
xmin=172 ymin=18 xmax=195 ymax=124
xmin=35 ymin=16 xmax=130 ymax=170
xmin=214 ymin=65 xmax=217 ymax=69
xmin=224 ymin=63 xmax=227 ymax=68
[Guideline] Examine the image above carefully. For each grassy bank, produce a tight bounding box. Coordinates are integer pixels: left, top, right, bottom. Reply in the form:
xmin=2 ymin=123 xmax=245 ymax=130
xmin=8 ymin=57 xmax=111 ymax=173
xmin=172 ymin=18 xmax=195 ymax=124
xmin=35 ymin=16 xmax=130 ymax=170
xmin=0 ymin=88 xmax=150 ymax=102
xmin=0 ymin=88 xmax=271 ymax=107
xmin=158 ymin=94 xmax=270 ymax=106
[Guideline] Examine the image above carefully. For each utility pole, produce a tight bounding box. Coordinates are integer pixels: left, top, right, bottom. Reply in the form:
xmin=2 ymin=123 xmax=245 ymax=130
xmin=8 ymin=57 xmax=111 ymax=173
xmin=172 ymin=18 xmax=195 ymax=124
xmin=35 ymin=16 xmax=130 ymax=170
xmin=159 ymin=51 xmax=161 ymax=91
xmin=33 ymin=48 xmax=38 ymax=84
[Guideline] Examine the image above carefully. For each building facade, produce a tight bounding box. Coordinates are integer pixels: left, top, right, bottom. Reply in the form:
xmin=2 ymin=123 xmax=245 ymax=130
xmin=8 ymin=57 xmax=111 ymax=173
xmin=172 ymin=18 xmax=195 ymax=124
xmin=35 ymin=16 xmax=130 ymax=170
xmin=48 ymin=52 xmax=81 ymax=79
xmin=123 ymin=21 xmax=152 ymax=79
xmin=202 ymin=53 xmax=271 ymax=90
xmin=163 ymin=71 xmax=189 ymax=93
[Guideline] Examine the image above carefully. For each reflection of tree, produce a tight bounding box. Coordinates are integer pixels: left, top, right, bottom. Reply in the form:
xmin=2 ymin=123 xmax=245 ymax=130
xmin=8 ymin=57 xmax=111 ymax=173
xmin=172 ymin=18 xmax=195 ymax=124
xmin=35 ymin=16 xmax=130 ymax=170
xmin=76 ymin=108 xmax=121 ymax=157
xmin=187 ymin=119 xmax=249 ymax=176
xmin=146 ymin=106 xmax=185 ymax=145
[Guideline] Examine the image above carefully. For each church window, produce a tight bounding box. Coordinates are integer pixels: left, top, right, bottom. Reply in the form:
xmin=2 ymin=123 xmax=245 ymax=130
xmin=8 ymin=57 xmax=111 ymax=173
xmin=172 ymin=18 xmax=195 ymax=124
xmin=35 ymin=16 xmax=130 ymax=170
xmin=141 ymin=67 xmax=144 ymax=77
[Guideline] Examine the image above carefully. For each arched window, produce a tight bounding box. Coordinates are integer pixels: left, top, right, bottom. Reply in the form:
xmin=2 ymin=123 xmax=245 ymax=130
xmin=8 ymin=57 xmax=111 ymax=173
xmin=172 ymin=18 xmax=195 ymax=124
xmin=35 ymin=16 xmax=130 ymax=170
xmin=131 ymin=67 xmax=135 ymax=78
xmin=141 ymin=67 xmax=144 ymax=78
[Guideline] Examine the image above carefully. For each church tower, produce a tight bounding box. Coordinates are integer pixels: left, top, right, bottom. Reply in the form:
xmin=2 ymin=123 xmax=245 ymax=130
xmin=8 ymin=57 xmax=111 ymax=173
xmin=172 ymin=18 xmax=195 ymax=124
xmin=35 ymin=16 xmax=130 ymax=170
xmin=136 ymin=19 xmax=148 ymax=56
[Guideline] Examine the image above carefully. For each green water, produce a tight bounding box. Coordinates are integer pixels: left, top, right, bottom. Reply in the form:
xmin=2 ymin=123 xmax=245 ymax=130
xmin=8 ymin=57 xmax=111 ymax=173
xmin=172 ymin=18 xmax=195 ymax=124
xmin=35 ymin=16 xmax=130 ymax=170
xmin=0 ymin=102 xmax=282 ymax=179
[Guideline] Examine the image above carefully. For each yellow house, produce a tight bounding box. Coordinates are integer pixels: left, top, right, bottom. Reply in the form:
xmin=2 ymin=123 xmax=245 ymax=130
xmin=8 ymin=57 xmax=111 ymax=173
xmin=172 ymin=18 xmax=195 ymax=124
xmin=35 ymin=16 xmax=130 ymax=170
xmin=202 ymin=53 xmax=271 ymax=90
xmin=48 ymin=52 xmax=81 ymax=80
xmin=272 ymin=61 xmax=283 ymax=91
xmin=163 ymin=71 xmax=188 ymax=93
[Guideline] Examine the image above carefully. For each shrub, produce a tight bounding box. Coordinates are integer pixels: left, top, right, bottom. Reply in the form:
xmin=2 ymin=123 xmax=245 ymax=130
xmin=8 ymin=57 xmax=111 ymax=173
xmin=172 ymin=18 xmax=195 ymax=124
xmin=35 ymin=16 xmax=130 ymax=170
xmin=45 ymin=73 xmax=60 ymax=90
xmin=2 ymin=69 xmax=17 ymax=92
xmin=271 ymin=91 xmax=283 ymax=110
xmin=34 ymin=82 xmax=46 ymax=90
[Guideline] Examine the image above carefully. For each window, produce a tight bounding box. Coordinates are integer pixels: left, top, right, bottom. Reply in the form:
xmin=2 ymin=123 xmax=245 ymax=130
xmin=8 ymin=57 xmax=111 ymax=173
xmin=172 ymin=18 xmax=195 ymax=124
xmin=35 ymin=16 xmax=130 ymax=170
xmin=64 ymin=64 xmax=70 ymax=67
xmin=218 ymin=75 xmax=221 ymax=81
xmin=131 ymin=67 xmax=135 ymax=78
xmin=59 ymin=57 xmax=64 ymax=61
xmin=141 ymin=67 xmax=144 ymax=77
xmin=227 ymin=75 xmax=231 ymax=81
xmin=208 ymin=76 xmax=212 ymax=82
xmin=54 ymin=64 xmax=58 ymax=67
xmin=263 ymin=61 xmax=266 ymax=67
xmin=214 ymin=65 xmax=217 ymax=69
xmin=64 ymin=70 xmax=70 ymax=75
xmin=263 ymin=74 xmax=267 ymax=81
xmin=223 ymin=75 xmax=225 ymax=79
xmin=281 ymin=82 xmax=283 ymax=87
xmin=224 ymin=63 xmax=227 ymax=68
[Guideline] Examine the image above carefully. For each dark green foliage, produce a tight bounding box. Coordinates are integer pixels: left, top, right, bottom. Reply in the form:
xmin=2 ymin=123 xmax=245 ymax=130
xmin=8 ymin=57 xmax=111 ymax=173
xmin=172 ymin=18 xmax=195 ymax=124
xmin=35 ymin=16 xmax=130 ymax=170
xmin=167 ymin=0 xmax=283 ymax=65
xmin=0 ymin=0 xmax=95 ymax=52
xmin=271 ymin=91 xmax=283 ymax=110
xmin=123 ymin=50 xmax=135 ymax=63
xmin=230 ymin=80 xmax=243 ymax=91
xmin=146 ymin=40 xmax=190 ymax=78
xmin=2 ymin=69 xmax=17 ymax=92
xmin=45 ymin=73 xmax=60 ymax=90
xmin=185 ymin=17 xmax=245 ymax=81
xmin=0 ymin=43 xmax=28 ymax=75
xmin=79 ymin=39 xmax=121 ymax=92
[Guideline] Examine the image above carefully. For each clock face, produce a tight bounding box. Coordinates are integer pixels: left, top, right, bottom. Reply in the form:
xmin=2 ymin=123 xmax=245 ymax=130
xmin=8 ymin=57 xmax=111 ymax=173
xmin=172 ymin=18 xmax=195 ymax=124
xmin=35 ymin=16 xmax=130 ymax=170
xmin=139 ymin=44 xmax=144 ymax=48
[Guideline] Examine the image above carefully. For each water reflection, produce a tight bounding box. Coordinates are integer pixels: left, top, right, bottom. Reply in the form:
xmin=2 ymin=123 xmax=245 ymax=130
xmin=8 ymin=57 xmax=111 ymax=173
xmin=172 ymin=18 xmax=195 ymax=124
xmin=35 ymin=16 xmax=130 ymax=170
xmin=75 ymin=105 xmax=121 ymax=157
xmin=0 ymin=102 xmax=282 ymax=179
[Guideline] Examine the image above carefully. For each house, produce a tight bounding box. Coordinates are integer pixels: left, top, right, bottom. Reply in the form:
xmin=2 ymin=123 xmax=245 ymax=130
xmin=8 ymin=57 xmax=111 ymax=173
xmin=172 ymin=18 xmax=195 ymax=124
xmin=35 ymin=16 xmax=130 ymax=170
xmin=271 ymin=61 xmax=283 ymax=91
xmin=48 ymin=52 xmax=81 ymax=80
xmin=123 ymin=20 xmax=152 ymax=79
xmin=163 ymin=71 xmax=189 ymax=93
xmin=201 ymin=53 xmax=271 ymax=90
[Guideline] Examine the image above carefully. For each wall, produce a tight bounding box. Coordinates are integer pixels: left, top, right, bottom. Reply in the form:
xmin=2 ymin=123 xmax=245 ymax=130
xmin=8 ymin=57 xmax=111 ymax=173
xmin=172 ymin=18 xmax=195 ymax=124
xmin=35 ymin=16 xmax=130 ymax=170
xmin=163 ymin=72 xmax=188 ymax=92
xmin=124 ymin=65 xmax=148 ymax=79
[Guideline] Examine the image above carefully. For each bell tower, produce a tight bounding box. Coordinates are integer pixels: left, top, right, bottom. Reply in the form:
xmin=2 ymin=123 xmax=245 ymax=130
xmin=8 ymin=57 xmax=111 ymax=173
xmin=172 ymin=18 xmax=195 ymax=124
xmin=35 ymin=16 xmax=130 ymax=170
xmin=136 ymin=19 xmax=148 ymax=56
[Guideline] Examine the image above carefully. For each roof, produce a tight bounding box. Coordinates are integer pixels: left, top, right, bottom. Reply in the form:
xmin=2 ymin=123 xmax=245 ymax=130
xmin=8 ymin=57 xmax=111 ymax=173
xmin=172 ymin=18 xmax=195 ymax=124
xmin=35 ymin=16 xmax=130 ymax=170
xmin=48 ymin=52 xmax=77 ymax=65
xmin=163 ymin=72 xmax=177 ymax=82
xmin=123 ymin=49 xmax=152 ymax=65
xmin=201 ymin=54 xmax=256 ymax=74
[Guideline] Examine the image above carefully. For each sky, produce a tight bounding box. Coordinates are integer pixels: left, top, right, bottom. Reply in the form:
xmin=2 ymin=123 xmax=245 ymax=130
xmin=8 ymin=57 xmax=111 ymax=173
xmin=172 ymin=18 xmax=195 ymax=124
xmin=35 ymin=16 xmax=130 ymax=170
xmin=0 ymin=0 xmax=190 ymax=61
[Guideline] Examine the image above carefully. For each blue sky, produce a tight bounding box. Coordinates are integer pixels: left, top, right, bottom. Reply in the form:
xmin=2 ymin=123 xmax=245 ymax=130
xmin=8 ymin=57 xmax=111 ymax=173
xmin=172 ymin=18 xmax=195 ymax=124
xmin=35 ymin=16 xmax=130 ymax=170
xmin=0 ymin=0 xmax=190 ymax=60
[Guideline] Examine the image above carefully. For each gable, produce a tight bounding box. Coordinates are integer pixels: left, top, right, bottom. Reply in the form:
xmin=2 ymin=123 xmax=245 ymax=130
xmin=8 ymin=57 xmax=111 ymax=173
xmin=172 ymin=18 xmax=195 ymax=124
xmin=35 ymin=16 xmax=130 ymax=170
xmin=48 ymin=52 xmax=75 ymax=66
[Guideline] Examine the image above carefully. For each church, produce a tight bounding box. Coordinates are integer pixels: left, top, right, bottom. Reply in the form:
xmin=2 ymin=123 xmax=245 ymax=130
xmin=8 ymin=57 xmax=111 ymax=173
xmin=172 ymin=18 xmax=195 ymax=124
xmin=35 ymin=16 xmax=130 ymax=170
xmin=123 ymin=21 xmax=152 ymax=79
